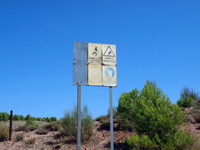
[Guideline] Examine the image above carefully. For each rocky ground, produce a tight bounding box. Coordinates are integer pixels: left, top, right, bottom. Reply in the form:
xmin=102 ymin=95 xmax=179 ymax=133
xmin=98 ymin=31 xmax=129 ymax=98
xmin=0 ymin=120 xmax=134 ymax=150
xmin=1 ymin=108 xmax=200 ymax=150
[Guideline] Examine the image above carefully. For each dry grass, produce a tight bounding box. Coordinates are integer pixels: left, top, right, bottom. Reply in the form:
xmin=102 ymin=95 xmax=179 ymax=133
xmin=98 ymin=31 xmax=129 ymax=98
xmin=0 ymin=125 xmax=9 ymax=142
xmin=15 ymin=133 xmax=25 ymax=141
xmin=15 ymin=125 xmax=37 ymax=132
xmin=35 ymin=128 xmax=49 ymax=135
xmin=26 ymin=138 xmax=36 ymax=145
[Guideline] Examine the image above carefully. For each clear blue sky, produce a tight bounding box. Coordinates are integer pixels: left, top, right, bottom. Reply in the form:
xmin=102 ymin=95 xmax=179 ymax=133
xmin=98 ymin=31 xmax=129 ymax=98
xmin=0 ymin=0 xmax=200 ymax=119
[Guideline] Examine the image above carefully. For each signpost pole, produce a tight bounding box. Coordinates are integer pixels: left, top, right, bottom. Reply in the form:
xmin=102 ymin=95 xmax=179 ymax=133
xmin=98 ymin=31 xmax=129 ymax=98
xmin=77 ymin=85 xmax=81 ymax=150
xmin=109 ymin=87 xmax=114 ymax=150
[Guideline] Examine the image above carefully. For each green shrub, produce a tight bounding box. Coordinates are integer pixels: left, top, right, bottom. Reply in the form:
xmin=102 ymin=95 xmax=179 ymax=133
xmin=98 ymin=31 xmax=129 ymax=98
xmin=81 ymin=106 xmax=93 ymax=141
xmin=62 ymin=105 xmax=93 ymax=142
xmin=118 ymin=81 xmax=192 ymax=149
xmin=42 ymin=117 xmax=46 ymax=122
xmin=117 ymin=88 xmax=139 ymax=130
xmin=100 ymin=121 xmax=110 ymax=130
xmin=25 ymin=118 xmax=39 ymax=127
xmin=25 ymin=114 xmax=31 ymax=120
xmin=124 ymin=134 xmax=157 ymax=150
xmin=13 ymin=114 xmax=20 ymax=121
xmin=177 ymin=87 xmax=200 ymax=107
xmin=0 ymin=125 xmax=9 ymax=142
xmin=95 ymin=115 xmax=109 ymax=123
xmin=50 ymin=117 xmax=57 ymax=122
xmin=20 ymin=115 xmax=25 ymax=120
xmin=125 ymin=131 xmax=194 ymax=150
xmin=0 ymin=112 xmax=10 ymax=121
xmin=36 ymin=117 xmax=42 ymax=121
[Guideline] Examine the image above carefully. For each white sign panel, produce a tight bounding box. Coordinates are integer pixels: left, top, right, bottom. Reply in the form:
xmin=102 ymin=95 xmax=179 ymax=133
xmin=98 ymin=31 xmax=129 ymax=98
xmin=73 ymin=42 xmax=117 ymax=87
xmin=102 ymin=44 xmax=116 ymax=65
xmin=88 ymin=65 xmax=102 ymax=86
xmin=103 ymin=66 xmax=117 ymax=86
xmin=88 ymin=43 xmax=102 ymax=65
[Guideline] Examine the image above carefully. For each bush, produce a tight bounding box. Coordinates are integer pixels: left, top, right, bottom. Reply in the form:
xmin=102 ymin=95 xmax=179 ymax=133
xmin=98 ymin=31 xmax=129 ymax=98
xmin=118 ymin=81 xmax=192 ymax=149
xmin=26 ymin=138 xmax=36 ymax=145
xmin=15 ymin=125 xmax=37 ymax=132
xmin=177 ymin=87 xmax=200 ymax=107
xmin=36 ymin=117 xmax=42 ymax=121
xmin=51 ymin=117 xmax=57 ymax=122
xmin=25 ymin=118 xmax=39 ymax=127
xmin=100 ymin=121 xmax=110 ymax=130
xmin=35 ymin=128 xmax=49 ymax=135
xmin=125 ymin=131 xmax=194 ymax=150
xmin=25 ymin=114 xmax=31 ymax=120
xmin=62 ymin=105 xmax=93 ymax=142
xmin=95 ymin=115 xmax=109 ymax=123
xmin=0 ymin=125 xmax=9 ymax=142
xmin=117 ymin=88 xmax=139 ymax=130
xmin=42 ymin=122 xmax=61 ymax=131
xmin=0 ymin=112 xmax=10 ymax=121
xmin=124 ymin=134 xmax=157 ymax=150
xmin=13 ymin=114 xmax=20 ymax=121
xmin=42 ymin=117 xmax=46 ymax=122
xmin=15 ymin=133 xmax=25 ymax=141
xmin=20 ymin=115 xmax=25 ymax=120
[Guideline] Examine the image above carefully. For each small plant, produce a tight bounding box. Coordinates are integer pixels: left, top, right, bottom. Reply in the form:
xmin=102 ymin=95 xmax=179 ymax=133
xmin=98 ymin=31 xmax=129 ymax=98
xmin=36 ymin=117 xmax=42 ymax=121
xmin=62 ymin=105 xmax=93 ymax=142
xmin=100 ymin=121 xmax=110 ymax=130
xmin=15 ymin=133 xmax=25 ymax=141
xmin=15 ymin=125 xmax=37 ymax=132
xmin=13 ymin=114 xmax=21 ymax=121
xmin=177 ymin=87 xmax=200 ymax=107
xmin=42 ymin=122 xmax=61 ymax=131
xmin=25 ymin=118 xmax=39 ymax=127
xmin=26 ymin=138 xmax=36 ymax=145
xmin=53 ymin=143 xmax=63 ymax=150
xmin=95 ymin=115 xmax=109 ymax=123
xmin=36 ymin=128 xmax=49 ymax=135
xmin=0 ymin=125 xmax=9 ymax=142
xmin=124 ymin=134 xmax=157 ymax=150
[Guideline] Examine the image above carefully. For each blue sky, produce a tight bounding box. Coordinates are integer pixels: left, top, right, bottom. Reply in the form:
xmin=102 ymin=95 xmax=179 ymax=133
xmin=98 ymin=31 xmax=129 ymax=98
xmin=0 ymin=0 xmax=200 ymax=119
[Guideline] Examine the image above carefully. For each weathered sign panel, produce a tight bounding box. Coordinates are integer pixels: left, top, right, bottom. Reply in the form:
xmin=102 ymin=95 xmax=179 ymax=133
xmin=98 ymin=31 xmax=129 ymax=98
xmin=88 ymin=65 xmax=102 ymax=86
xmin=88 ymin=43 xmax=102 ymax=65
xmin=73 ymin=42 xmax=88 ymax=85
xmin=73 ymin=42 xmax=117 ymax=87
xmin=103 ymin=66 xmax=117 ymax=86
xmin=102 ymin=44 xmax=116 ymax=65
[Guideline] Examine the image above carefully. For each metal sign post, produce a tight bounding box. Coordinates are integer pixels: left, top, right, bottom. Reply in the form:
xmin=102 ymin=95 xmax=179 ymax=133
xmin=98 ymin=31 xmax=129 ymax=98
xmin=109 ymin=87 xmax=114 ymax=150
xmin=77 ymin=85 xmax=81 ymax=150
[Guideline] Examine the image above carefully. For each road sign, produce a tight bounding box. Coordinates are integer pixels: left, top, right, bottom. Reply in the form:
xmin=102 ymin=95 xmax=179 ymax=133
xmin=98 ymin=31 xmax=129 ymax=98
xmin=88 ymin=65 xmax=102 ymax=86
xmin=73 ymin=42 xmax=88 ymax=85
xmin=88 ymin=43 xmax=102 ymax=65
xmin=73 ymin=42 xmax=116 ymax=150
xmin=73 ymin=42 xmax=117 ymax=87
xmin=103 ymin=66 xmax=117 ymax=86
xmin=102 ymin=44 xmax=116 ymax=65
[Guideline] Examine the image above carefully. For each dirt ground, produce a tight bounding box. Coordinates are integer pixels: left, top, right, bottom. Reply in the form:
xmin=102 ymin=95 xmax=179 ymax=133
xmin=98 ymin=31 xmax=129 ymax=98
xmin=1 ymin=110 xmax=200 ymax=150
xmin=0 ymin=120 xmax=134 ymax=150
